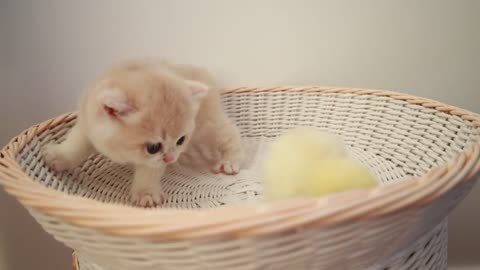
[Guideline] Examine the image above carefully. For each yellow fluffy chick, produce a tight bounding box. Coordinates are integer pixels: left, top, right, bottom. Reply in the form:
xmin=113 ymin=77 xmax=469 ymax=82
xmin=261 ymin=127 xmax=378 ymax=200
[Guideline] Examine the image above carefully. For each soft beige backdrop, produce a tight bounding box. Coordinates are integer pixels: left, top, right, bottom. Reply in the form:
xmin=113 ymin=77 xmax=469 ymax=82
xmin=1 ymin=1 xmax=479 ymax=269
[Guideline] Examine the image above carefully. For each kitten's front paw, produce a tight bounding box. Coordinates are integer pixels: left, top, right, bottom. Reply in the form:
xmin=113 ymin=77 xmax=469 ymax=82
xmin=212 ymin=160 xmax=240 ymax=175
xmin=131 ymin=190 xmax=166 ymax=208
xmin=42 ymin=144 xmax=72 ymax=172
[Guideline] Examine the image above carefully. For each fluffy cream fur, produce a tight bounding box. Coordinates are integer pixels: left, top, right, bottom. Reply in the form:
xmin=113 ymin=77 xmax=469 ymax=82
xmin=43 ymin=59 xmax=243 ymax=207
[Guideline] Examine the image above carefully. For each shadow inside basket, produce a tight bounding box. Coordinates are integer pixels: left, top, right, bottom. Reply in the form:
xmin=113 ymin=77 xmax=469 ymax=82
xmin=15 ymin=117 xmax=416 ymax=210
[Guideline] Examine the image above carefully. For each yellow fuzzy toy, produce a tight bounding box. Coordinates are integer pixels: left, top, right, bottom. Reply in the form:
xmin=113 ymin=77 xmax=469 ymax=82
xmin=261 ymin=127 xmax=378 ymax=200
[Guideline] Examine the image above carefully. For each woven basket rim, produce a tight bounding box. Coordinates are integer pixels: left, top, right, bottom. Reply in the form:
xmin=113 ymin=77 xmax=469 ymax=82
xmin=1 ymin=86 xmax=479 ymax=241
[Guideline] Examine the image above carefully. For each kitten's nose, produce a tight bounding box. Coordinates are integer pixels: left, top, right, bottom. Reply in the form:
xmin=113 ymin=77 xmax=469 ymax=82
xmin=163 ymin=154 xmax=174 ymax=163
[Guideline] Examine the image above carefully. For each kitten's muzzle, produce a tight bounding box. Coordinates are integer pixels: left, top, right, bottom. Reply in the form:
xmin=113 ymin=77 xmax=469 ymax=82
xmin=163 ymin=154 xmax=174 ymax=163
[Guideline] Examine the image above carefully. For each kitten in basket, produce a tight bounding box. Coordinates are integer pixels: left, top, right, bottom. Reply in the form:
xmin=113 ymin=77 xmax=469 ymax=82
xmin=42 ymin=59 xmax=243 ymax=207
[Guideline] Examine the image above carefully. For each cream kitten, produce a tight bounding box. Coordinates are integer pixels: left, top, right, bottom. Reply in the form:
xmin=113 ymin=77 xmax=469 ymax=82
xmin=42 ymin=59 xmax=243 ymax=207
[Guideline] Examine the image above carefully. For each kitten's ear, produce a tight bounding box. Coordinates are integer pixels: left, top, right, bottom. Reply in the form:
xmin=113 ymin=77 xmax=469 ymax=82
xmin=185 ymin=80 xmax=210 ymax=102
xmin=97 ymin=89 xmax=134 ymax=118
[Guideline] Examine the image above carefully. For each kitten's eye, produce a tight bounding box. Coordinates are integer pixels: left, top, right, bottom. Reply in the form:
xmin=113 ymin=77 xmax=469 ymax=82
xmin=176 ymin=136 xmax=186 ymax=146
xmin=146 ymin=143 xmax=162 ymax=154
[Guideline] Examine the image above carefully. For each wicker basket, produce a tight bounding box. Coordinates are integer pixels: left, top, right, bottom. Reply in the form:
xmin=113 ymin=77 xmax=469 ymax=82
xmin=1 ymin=87 xmax=479 ymax=270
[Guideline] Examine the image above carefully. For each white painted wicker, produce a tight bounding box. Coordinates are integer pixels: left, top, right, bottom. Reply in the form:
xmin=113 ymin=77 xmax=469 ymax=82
xmin=1 ymin=87 xmax=479 ymax=270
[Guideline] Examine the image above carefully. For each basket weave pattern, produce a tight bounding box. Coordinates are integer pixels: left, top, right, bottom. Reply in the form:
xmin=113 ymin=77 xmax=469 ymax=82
xmin=1 ymin=87 xmax=479 ymax=270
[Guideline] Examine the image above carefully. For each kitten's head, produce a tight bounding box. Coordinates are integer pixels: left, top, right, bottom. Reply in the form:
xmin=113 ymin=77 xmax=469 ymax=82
xmin=90 ymin=65 xmax=209 ymax=167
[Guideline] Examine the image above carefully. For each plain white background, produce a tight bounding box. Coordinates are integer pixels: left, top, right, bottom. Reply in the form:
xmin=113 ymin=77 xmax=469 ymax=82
xmin=1 ymin=1 xmax=479 ymax=269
